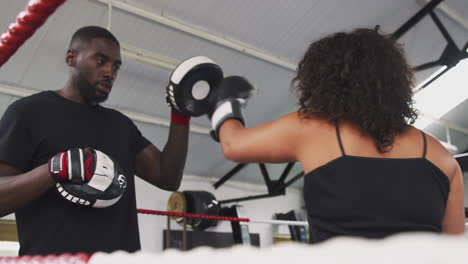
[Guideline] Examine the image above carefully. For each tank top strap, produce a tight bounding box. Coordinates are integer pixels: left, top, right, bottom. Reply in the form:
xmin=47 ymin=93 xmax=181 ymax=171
xmin=421 ymin=130 xmax=427 ymax=159
xmin=335 ymin=121 xmax=346 ymax=156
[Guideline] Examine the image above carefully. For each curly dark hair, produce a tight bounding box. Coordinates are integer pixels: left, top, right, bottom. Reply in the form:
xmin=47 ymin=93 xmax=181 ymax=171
xmin=292 ymin=27 xmax=418 ymax=153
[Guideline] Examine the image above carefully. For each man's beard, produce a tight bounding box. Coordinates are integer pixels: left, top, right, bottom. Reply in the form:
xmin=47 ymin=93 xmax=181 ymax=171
xmin=76 ymin=74 xmax=108 ymax=104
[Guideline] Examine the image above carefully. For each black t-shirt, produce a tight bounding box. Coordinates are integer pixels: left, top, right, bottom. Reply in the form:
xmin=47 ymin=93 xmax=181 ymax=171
xmin=0 ymin=91 xmax=151 ymax=255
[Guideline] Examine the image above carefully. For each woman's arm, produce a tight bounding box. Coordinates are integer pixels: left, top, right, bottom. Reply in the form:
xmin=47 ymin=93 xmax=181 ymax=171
xmin=441 ymin=162 xmax=465 ymax=234
xmin=219 ymin=112 xmax=302 ymax=164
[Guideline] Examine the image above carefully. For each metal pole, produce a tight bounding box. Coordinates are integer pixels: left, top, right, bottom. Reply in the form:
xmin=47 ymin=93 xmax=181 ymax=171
xmin=213 ymin=163 xmax=247 ymax=189
xmin=182 ymin=217 xmax=187 ymax=251
xmin=165 ymin=216 xmax=171 ymax=249
xmin=392 ymin=0 xmax=443 ymax=39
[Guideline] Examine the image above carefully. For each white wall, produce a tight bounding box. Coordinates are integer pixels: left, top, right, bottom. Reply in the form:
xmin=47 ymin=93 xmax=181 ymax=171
xmin=135 ymin=175 xmax=305 ymax=252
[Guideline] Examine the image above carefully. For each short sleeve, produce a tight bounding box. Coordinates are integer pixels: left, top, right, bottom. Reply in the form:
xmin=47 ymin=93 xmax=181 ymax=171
xmin=0 ymin=101 xmax=35 ymax=171
xmin=131 ymin=121 xmax=151 ymax=155
xmin=136 ymin=131 xmax=151 ymax=154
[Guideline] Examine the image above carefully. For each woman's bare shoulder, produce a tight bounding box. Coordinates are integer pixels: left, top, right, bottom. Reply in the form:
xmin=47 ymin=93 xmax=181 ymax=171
xmin=421 ymin=129 xmax=459 ymax=182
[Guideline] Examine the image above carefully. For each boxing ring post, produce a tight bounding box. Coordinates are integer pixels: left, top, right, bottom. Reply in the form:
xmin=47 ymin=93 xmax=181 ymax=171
xmin=164 ymin=211 xmax=194 ymax=251
xmin=165 ymin=216 xmax=171 ymax=249
xmin=182 ymin=217 xmax=188 ymax=250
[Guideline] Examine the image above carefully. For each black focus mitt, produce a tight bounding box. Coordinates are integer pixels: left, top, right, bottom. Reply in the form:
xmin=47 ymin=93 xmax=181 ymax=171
xmin=166 ymin=56 xmax=224 ymax=117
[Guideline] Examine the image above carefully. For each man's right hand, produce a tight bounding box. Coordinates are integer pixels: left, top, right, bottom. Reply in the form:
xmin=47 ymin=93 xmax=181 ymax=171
xmin=48 ymin=148 xmax=96 ymax=182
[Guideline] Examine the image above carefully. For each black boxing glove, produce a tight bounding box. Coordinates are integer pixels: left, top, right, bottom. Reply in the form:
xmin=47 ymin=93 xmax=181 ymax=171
xmin=207 ymin=76 xmax=254 ymax=141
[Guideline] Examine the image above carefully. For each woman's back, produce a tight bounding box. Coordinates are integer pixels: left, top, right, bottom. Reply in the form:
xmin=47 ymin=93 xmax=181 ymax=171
xmin=298 ymin=119 xmax=452 ymax=242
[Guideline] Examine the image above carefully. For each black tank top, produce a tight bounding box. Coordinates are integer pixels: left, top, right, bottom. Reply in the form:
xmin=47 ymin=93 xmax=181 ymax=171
xmin=303 ymin=123 xmax=450 ymax=243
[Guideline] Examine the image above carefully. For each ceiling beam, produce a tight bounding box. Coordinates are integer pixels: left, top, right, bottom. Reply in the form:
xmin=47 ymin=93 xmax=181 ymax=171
xmin=95 ymin=0 xmax=297 ymax=71
xmin=418 ymin=0 xmax=468 ymax=31
xmin=121 ymin=43 xmax=177 ymax=71
xmin=0 ymin=83 xmax=211 ymax=135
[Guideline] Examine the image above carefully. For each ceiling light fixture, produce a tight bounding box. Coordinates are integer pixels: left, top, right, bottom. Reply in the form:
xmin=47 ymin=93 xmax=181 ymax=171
xmin=413 ymin=59 xmax=468 ymax=130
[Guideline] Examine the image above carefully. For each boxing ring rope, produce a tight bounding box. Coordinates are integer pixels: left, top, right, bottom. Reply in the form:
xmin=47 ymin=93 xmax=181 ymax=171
xmin=137 ymin=208 xmax=309 ymax=226
xmin=137 ymin=208 xmax=308 ymax=252
xmin=0 ymin=0 xmax=66 ymax=67
xmin=0 ymin=208 xmax=308 ymax=263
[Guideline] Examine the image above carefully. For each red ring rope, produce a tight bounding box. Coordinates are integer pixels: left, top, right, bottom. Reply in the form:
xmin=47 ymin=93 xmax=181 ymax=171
xmin=0 ymin=0 xmax=66 ymax=67
xmin=0 ymin=209 xmax=296 ymax=263
xmin=137 ymin=208 xmax=251 ymax=222
xmin=0 ymin=253 xmax=90 ymax=264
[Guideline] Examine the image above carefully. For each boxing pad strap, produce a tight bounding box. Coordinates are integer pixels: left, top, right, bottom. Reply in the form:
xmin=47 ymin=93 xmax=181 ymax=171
xmin=210 ymin=98 xmax=246 ymax=141
xmin=171 ymin=111 xmax=191 ymax=125
xmin=49 ymin=148 xmax=86 ymax=182
xmin=49 ymin=153 xmax=64 ymax=176
xmin=68 ymin=148 xmax=84 ymax=182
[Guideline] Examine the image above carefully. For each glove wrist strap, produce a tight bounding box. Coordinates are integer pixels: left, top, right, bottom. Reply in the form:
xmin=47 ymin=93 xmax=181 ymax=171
xmin=48 ymin=152 xmax=68 ymax=182
xmin=210 ymin=99 xmax=245 ymax=141
xmin=171 ymin=111 xmax=191 ymax=125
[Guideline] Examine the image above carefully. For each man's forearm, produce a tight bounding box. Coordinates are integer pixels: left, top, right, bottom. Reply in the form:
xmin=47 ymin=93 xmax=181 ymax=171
xmin=160 ymin=122 xmax=189 ymax=190
xmin=0 ymin=164 xmax=54 ymax=217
